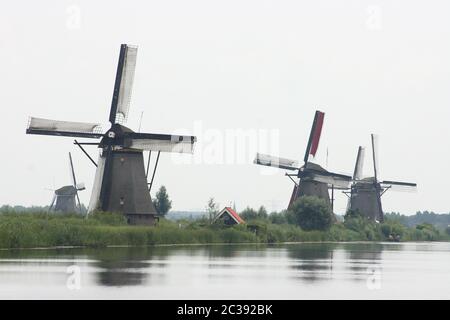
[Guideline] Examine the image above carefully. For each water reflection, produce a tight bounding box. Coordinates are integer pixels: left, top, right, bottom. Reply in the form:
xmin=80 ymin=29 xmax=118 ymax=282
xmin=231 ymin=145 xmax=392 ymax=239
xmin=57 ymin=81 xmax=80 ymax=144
xmin=1 ymin=242 xmax=450 ymax=299
xmin=345 ymin=243 xmax=383 ymax=274
xmin=89 ymin=247 xmax=169 ymax=287
xmin=282 ymin=243 xmax=385 ymax=283
xmin=0 ymin=247 xmax=171 ymax=288
xmin=285 ymin=243 xmax=336 ymax=282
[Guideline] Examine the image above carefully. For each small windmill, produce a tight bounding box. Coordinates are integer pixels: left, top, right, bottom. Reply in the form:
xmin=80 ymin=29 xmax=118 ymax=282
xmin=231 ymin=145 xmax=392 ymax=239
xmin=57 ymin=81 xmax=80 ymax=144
xmin=27 ymin=44 xmax=197 ymax=225
xmin=346 ymin=134 xmax=417 ymax=222
xmin=49 ymin=152 xmax=85 ymax=213
xmin=254 ymin=110 xmax=352 ymax=211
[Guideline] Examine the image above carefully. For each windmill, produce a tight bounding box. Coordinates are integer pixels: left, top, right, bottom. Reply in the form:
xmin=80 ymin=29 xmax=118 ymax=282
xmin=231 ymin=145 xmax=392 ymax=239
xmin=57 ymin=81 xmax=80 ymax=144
xmin=346 ymin=134 xmax=417 ymax=222
xmin=49 ymin=152 xmax=85 ymax=213
xmin=254 ymin=110 xmax=352 ymax=211
xmin=27 ymin=44 xmax=196 ymax=225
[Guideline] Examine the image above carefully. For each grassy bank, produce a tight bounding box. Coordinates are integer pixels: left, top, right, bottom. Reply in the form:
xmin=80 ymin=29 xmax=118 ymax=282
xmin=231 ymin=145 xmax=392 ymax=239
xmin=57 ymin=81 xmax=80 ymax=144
xmin=0 ymin=211 xmax=447 ymax=249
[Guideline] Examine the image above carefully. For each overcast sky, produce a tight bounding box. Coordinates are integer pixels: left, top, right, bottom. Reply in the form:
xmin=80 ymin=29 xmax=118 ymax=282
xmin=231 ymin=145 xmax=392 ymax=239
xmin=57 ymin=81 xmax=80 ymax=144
xmin=1 ymin=0 xmax=449 ymax=214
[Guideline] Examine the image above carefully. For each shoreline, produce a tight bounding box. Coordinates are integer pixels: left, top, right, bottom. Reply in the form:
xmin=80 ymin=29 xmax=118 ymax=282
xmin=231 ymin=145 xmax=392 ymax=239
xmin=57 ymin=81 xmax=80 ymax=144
xmin=1 ymin=240 xmax=448 ymax=252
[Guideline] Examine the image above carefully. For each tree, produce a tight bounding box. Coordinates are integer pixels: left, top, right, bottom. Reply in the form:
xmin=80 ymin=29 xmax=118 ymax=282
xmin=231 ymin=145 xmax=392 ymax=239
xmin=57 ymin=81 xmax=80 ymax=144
xmin=257 ymin=206 xmax=268 ymax=219
xmin=240 ymin=207 xmax=258 ymax=220
xmin=289 ymin=196 xmax=333 ymax=231
xmin=153 ymin=186 xmax=172 ymax=216
xmin=416 ymin=223 xmax=434 ymax=231
xmin=206 ymin=197 xmax=219 ymax=224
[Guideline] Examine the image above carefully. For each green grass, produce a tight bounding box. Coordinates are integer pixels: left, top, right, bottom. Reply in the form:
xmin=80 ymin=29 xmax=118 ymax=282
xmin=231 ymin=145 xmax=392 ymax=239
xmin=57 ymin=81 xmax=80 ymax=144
xmin=0 ymin=212 xmax=259 ymax=249
xmin=0 ymin=211 xmax=447 ymax=249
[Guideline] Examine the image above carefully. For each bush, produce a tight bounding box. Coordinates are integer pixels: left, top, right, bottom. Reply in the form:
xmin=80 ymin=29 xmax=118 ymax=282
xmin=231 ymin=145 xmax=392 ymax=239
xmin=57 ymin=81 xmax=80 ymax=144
xmin=387 ymin=221 xmax=406 ymax=237
xmin=289 ymin=196 xmax=333 ymax=231
xmin=219 ymin=226 xmax=257 ymax=243
xmin=269 ymin=211 xmax=288 ymax=224
xmin=380 ymin=224 xmax=392 ymax=238
xmin=344 ymin=209 xmax=364 ymax=221
xmin=416 ymin=223 xmax=435 ymax=231
xmin=327 ymin=224 xmax=363 ymax=241
xmin=344 ymin=216 xmax=370 ymax=232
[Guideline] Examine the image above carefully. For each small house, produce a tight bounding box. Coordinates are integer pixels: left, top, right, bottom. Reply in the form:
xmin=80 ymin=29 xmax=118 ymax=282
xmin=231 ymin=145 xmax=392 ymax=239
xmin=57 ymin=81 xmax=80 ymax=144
xmin=213 ymin=207 xmax=245 ymax=226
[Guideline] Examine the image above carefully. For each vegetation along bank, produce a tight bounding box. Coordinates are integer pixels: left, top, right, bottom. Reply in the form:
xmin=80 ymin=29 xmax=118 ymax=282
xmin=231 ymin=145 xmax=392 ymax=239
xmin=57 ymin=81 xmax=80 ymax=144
xmin=0 ymin=196 xmax=448 ymax=249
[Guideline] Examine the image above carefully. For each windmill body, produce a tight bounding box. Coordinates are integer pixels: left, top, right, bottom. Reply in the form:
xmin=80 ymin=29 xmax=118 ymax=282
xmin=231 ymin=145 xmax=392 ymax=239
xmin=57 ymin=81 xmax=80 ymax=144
xmin=293 ymin=163 xmax=332 ymax=208
xmin=348 ymin=136 xmax=416 ymax=222
xmin=349 ymin=177 xmax=384 ymax=221
xmin=49 ymin=153 xmax=85 ymax=214
xmin=255 ymin=111 xmax=352 ymax=211
xmin=27 ymin=45 xmax=196 ymax=225
xmin=89 ymin=125 xmax=158 ymax=224
xmin=52 ymin=186 xmax=78 ymax=213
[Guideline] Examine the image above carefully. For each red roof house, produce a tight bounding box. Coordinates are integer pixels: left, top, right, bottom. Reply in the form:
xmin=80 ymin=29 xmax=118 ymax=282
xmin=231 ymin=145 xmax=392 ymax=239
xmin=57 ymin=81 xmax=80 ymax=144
xmin=213 ymin=207 xmax=245 ymax=225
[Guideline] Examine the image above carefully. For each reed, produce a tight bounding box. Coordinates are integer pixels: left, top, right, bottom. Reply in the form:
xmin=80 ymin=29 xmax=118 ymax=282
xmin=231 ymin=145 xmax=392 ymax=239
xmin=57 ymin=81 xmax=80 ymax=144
xmin=0 ymin=211 xmax=446 ymax=249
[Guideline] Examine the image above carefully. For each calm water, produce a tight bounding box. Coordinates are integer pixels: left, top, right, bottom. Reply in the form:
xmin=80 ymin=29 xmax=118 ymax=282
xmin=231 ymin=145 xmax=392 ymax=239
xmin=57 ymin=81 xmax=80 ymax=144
xmin=0 ymin=242 xmax=449 ymax=299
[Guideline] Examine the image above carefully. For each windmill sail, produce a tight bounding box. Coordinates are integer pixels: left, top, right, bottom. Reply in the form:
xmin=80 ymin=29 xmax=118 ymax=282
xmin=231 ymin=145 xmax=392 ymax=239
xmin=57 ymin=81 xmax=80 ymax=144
xmin=380 ymin=180 xmax=417 ymax=192
xmin=27 ymin=117 xmax=103 ymax=138
xmin=353 ymin=146 xmax=365 ymax=180
xmin=87 ymin=155 xmax=106 ymax=214
xmin=125 ymin=133 xmax=197 ymax=154
xmin=49 ymin=194 xmax=56 ymax=211
xmin=288 ymin=185 xmax=298 ymax=208
xmin=69 ymin=153 xmax=77 ymax=188
xmin=68 ymin=152 xmax=82 ymax=210
xmin=254 ymin=153 xmax=299 ymax=171
xmin=371 ymin=134 xmax=380 ymax=180
xmin=304 ymin=169 xmax=352 ymax=188
xmin=381 ymin=180 xmax=417 ymax=187
xmin=304 ymin=110 xmax=325 ymax=163
xmin=109 ymin=44 xmax=138 ymax=124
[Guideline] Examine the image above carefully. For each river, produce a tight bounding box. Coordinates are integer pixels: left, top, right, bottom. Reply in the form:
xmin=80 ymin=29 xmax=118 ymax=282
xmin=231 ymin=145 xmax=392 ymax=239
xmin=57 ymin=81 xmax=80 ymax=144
xmin=0 ymin=242 xmax=449 ymax=299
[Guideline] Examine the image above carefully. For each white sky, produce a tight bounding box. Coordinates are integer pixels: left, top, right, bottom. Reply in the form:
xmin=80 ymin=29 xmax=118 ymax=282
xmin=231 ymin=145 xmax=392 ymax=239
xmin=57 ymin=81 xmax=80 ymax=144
xmin=1 ymin=0 xmax=449 ymax=215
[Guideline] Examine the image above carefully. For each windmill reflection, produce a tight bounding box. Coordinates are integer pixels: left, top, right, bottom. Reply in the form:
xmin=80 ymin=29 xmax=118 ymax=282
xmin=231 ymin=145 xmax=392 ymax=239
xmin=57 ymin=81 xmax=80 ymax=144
xmin=343 ymin=243 xmax=383 ymax=282
xmin=286 ymin=243 xmax=336 ymax=282
xmin=89 ymin=247 xmax=169 ymax=287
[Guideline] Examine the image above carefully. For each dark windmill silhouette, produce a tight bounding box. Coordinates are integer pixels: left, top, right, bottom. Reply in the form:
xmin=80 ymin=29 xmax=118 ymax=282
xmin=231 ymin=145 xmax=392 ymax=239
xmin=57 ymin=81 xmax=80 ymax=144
xmin=49 ymin=152 xmax=85 ymax=213
xmin=346 ymin=134 xmax=417 ymax=222
xmin=27 ymin=44 xmax=196 ymax=225
xmin=254 ymin=110 xmax=352 ymax=211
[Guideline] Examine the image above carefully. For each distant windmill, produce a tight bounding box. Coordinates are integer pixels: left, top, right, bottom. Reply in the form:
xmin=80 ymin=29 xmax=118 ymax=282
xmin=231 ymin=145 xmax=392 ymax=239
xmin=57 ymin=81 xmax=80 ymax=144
xmin=254 ymin=110 xmax=352 ymax=211
xmin=26 ymin=44 xmax=197 ymax=225
xmin=346 ymin=134 xmax=417 ymax=222
xmin=49 ymin=152 xmax=85 ymax=213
